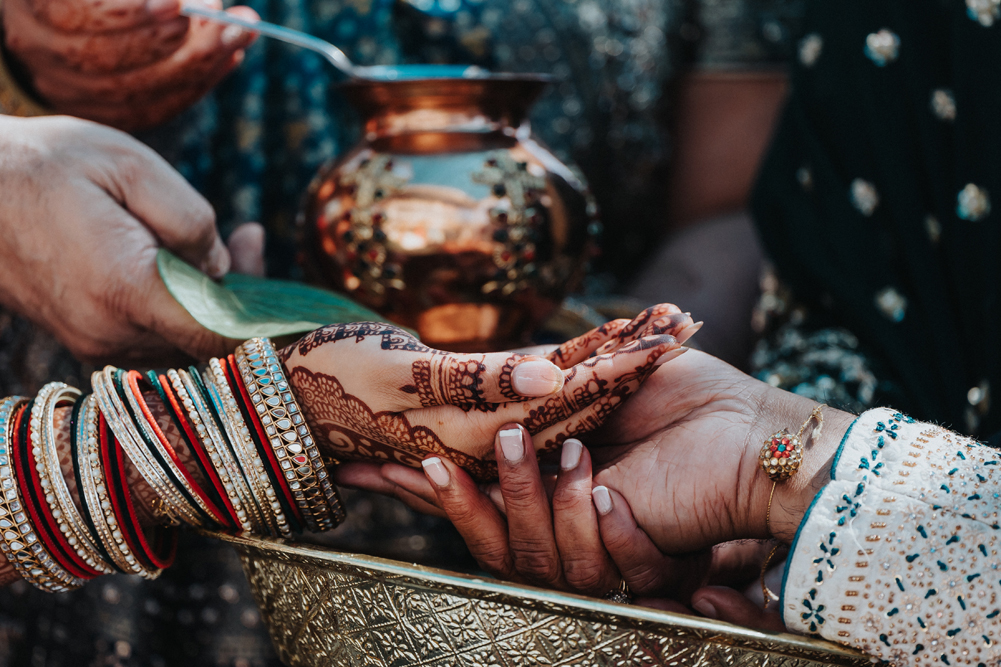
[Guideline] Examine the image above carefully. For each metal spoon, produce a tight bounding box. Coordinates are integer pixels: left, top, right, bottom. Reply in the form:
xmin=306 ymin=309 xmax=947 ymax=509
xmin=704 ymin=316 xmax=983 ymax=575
xmin=180 ymin=4 xmax=486 ymax=81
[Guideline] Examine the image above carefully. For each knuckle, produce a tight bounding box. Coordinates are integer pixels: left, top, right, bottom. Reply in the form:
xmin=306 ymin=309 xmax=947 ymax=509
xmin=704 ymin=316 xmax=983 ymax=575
xmin=511 ymin=544 xmax=561 ymax=583
xmin=562 ymin=559 xmax=608 ymax=593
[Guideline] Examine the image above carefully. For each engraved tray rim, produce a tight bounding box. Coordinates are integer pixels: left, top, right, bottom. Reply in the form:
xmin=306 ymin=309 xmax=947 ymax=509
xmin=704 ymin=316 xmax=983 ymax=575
xmin=215 ymin=531 xmax=868 ymax=664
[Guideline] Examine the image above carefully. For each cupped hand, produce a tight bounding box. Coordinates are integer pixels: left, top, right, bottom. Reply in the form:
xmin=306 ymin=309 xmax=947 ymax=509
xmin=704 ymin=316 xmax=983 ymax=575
xmin=589 ymin=349 xmax=856 ymax=552
xmin=1 ymin=0 xmax=257 ymax=130
xmin=286 ymin=307 xmax=698 ymax=481
xmin=0 ymin=115 xmax=261 ymax=362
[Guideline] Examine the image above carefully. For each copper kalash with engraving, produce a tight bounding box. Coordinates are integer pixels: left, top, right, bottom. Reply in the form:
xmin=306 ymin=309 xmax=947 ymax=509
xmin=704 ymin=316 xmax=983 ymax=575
xmin=298 ymin=70 xmax=598 ymax=352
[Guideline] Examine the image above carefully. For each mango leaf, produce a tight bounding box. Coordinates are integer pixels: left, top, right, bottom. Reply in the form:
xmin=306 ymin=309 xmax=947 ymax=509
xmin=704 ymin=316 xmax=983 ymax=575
xmin=157 ymin=249 xmax=400 ymax=340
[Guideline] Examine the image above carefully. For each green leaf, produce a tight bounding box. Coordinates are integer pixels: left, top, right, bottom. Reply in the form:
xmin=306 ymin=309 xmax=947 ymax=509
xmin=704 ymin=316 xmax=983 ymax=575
xmin=157 ymin=249 xmax=400 ymax=340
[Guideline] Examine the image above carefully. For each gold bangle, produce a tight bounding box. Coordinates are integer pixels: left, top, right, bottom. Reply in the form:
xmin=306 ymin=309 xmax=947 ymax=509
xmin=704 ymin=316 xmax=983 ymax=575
xmin=0 ymin=396 xmax=82 ymax=592
xmin=759 ymin=404 xmax=825 ymax=608
xmin=202 ymin=359 xmax=291 ymax=538
xmin=92 ymin=367 xmax=206 ymax=528
xmin=166 ymin=370 xmax=257 ymax=534
xmin=33 ymin=383 xmax=114 ymax=574
xmin=74 ymin=394 xmax=161 ymax=579
xmin=240 ymin=338 xmax=345 ymax=530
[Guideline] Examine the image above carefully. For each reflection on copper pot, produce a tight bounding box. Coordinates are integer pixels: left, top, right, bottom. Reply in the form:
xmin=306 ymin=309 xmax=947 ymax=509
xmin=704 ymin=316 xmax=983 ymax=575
xmin=298 ymin=73 xmax=598 ymax=351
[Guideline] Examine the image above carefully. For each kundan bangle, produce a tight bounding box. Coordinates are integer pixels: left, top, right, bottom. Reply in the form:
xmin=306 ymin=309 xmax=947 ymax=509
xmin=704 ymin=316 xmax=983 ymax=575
xmin=173 ymin=369 xmax=262 ymax=534
xmin=92 ymin=367 xmax=205 ymax=528
xmin=34 ymin=383 xmax=113 ymax=575
xmin=0 ymin=397 xmax=79 ymax=592
xmin=238 ymin=338 xmax=344 ymax=530
xmin=759 ymin=404 xmax=825 ymax=607
xmin=202 ymin=360 xmax=291 ymax=538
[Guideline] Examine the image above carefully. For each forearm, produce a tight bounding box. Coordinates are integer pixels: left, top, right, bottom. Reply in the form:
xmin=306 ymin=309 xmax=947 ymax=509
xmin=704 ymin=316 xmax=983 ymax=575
xmin=781 ymin=408 xmax=1001 ymax=665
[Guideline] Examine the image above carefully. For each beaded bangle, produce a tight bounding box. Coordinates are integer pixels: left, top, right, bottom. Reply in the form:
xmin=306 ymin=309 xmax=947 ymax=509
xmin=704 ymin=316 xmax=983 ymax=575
xmin=202 ymin=360 xmax=291 ymax=538
xmin=92 ymin=367 xmax=205 ymax=528
xmin=0 ymin=397 xmax=78 ymax=592
xmin=10 ymin=400 xmax=84 ymax=591
xmin=223 ymin=355 xmax=303 ymax=532
xmin=172 ymin=369 xmax=261 ymax=534
xmin=148 ymin=372 xmax=239 ymax=530
xmin=123 ymin=370 xmax=228 ymax=527
xmin=72 ymin=394 xmax=149 ymax=577
xmin=239 ymin=338 xmax=344 ymax=529
xmin=33 ymin=383 xmax=113 ymax=575
xmin=23 ymin=392 xmax=97 ymax=579
xmin=99 ymin=407 xmax=176 ymax=573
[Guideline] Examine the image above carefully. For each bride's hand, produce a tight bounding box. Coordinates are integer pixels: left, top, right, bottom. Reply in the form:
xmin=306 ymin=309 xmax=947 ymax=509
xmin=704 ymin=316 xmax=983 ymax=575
xmin=282 ymin=306 xmax=698 ymax=480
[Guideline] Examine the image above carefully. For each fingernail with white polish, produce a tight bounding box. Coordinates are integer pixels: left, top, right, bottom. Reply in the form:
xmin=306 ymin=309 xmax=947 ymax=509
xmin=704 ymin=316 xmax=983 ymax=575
xmin=677 ymin=321 xmax=704 ymax=345
xmin=510 ymin=360 xmax=564 ymax=397
xmin=498 ymin=427 xmax=524 ymax=463
xmin=592 ymin=486 xmax=613 ymax=515
xmin=653 ymin=346 xmax=689 ymax=367
xmin=560 ymin=439 xmax=583 ymax=471
xmin=422 ymin=457 xmax=450 ymax=487
xmin=693 ymin=598 xmax=718 ymax=619
xmin=221 ymin=24 xmax=245 ymax=46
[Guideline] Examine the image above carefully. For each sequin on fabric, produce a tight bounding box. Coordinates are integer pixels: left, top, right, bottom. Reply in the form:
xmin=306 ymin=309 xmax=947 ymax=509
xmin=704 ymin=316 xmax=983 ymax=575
xmin=864 ymin=29 xmax=900 ymax=66
xmin=957 ymin=184 xmax=991 ymax=221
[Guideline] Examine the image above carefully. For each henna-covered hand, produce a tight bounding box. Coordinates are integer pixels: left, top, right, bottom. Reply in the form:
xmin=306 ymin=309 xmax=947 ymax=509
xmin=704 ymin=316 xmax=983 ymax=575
xmin=284 ymin=307 xmax=698 ymax=481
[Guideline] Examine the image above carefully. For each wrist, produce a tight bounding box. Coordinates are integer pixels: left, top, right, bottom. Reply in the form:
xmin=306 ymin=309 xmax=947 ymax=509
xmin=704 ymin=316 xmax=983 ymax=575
xmin=740 ymin=389 xmax=855 ymax=544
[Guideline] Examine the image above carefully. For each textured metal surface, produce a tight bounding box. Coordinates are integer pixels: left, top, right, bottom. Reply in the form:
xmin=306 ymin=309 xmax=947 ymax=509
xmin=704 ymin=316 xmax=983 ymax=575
xmin=219 ymin=533 xmax=873 ymax=667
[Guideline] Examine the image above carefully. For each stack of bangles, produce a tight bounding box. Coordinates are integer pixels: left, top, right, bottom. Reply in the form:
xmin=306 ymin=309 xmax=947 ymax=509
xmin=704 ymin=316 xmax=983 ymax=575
xmin=0 ymin=338 xmax=345 ymax=593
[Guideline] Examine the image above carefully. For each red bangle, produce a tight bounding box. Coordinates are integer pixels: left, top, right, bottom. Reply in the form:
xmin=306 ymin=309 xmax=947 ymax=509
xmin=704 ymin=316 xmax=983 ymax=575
xmin=156 ymin=373 xmax=240 ymax=530
xmin=225 ymin=355 xmax=304 ymax=528
xmin=100 ymin=413 xmax=176 ymax=571
xmin=16 ymin=401 xmax=96 ymax=579
xmin=125 ymin=371 xmax=228 ymax=527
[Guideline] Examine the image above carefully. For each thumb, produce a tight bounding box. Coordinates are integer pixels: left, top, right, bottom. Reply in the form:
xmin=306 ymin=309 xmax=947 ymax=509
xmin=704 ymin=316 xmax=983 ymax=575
xmin=128 ymin=247 xmax=236 ymax=359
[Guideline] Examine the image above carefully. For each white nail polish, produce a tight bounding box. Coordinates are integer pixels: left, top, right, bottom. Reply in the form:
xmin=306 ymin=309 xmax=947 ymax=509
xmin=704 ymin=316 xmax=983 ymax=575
xmin=560 ymin=439 xmax=583 ymax=470
xmin=498 ymin=428 xmax=524 ymax=463
xmin=592 ymin=486 xmax=613 ymax=515
xmin=510 ymin=360 xmax=564 ymax=397
xmin=422 ymin=457 xmax=450 ymax=487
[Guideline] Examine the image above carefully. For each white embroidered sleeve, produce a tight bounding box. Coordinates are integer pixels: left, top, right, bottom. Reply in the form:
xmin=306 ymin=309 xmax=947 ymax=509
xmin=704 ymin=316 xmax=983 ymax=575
xmin=781 ymin=407 xmax=1001 ymax=666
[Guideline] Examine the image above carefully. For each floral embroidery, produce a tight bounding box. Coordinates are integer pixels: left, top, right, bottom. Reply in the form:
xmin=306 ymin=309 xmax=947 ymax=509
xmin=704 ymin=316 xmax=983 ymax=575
xmin=850 ymin=178 xmax=880 ymax=215
xmin=967 ymin=0 xmax=1001 ymax=26
xmin=957 ymin=184 xmax=991 ymax=221
xmin=931 ymin=89 xmax=957 ymax=121
xmin=799 ymin=34 xmax=823 ymax=67
xmin=874 ymin=287 xmax=907 ymax=323
xmin=864 ymin=29 xmax=900 ymax=66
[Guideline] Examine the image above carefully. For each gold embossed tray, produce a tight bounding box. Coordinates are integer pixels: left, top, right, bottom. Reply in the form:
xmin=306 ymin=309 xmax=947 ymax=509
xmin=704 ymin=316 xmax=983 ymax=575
xmin=217 ymin=533 xmax=870 ymax=667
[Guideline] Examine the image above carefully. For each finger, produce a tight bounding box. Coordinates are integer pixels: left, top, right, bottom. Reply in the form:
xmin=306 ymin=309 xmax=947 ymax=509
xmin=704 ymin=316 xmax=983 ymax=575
xmin=635 ymin=598 xmax=691 ymax=614
xmin=551 ymin=440 xmax=619 ymax=595
xmin=690 ymin=586 xmax=787 ymax=632
xmin=593 ymin=305 xmax=692 ymax=357
xmin=546 ymin=319 xmax=629 ymax=368
xmin=405 ymin=352 xmax=564 ymax=410
xmin=32 ymin=7 xmax=256 ymax=107
xmin=24 ymin=0 xmax=181 ymax=32
xmin=78 ymin=124 xmax=230 ymax=278
xmin=523 ymin=337 xmax=687 ymax=452
xmin=4 ymin=0 xmax=188 ymax=73
xmin=331 ymin=462 xmax=446 ymax=517
xmin=592 ymin=486 xmax=680 ymax=596
xmin=380 ymin=462 xmax=440 ymax=509
xmin=421 ymin=455 xmax=521 ymax=581
xmin=494 ymin=423 xmax=565 ymax=588
xmin=227 ymin=222 xmax=266 ymax=277
xmin=124 ymin=246 xmax=235 ymax=359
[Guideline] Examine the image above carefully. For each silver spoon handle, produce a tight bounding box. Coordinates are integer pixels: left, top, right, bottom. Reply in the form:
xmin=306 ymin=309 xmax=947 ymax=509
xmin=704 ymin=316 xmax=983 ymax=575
xmin=180 ymin=4 xmax=357 ymax=77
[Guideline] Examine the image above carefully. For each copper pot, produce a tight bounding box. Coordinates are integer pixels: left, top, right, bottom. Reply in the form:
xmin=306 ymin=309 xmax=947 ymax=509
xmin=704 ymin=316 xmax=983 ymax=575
xmin=298 ymin=70 xmax=597 ymax=351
